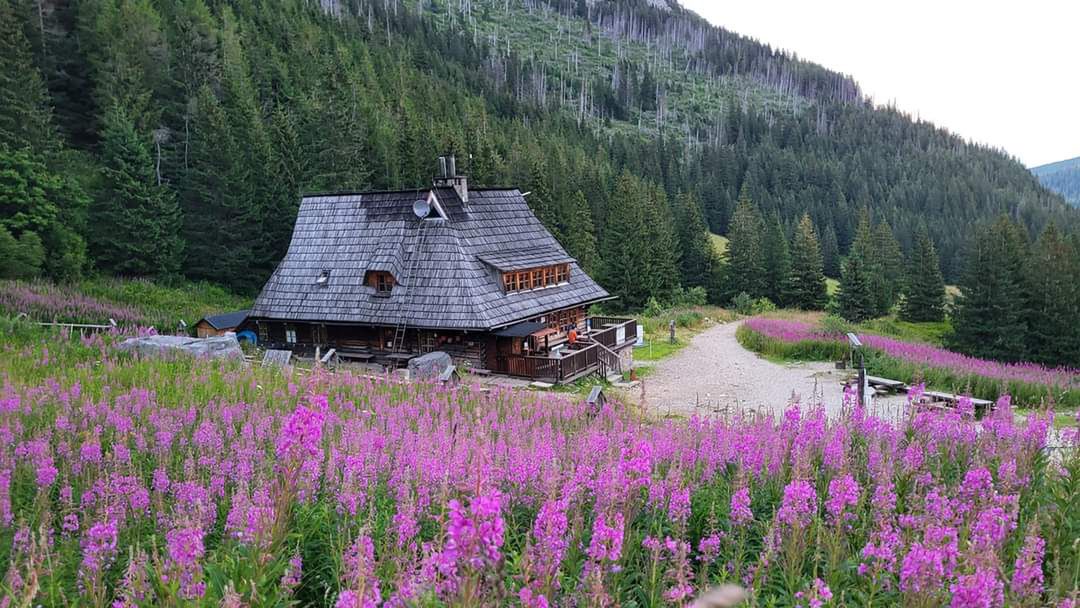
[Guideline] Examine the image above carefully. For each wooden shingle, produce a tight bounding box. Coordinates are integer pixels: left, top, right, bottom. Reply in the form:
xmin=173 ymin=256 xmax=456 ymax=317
xmin=249 ymin=188 xmax=612 ymax=330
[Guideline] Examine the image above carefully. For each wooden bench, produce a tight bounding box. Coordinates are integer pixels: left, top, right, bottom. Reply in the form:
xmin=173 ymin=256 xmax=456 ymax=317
xmin=469 ymin=368 xmax=493 ymax=376
xmin=867 ymin=375 xmax=908 ymax=391
xmin=337 ymin=351 xmax=374 ymax=362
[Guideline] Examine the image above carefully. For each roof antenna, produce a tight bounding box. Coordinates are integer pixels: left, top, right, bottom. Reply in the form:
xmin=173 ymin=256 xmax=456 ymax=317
xmin=413 ymin=198 xmax=431 ymax=219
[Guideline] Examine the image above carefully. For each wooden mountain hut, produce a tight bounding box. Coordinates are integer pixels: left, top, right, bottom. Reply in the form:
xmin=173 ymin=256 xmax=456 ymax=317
xmin=245 ymin=156 xmax=636 ymax=383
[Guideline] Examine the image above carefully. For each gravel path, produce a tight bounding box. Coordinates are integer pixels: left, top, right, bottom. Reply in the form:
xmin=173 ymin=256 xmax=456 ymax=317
xmin=635 ymin=320 xmax=908 ymax=419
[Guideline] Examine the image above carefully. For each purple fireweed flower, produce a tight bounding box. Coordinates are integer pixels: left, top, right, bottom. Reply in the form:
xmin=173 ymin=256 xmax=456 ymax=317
xmin=730 ymin=487 xmax=753 ymax=527
xmin=587 ymin=512 xmax=624 ymax=563
xmin=743 ymin=317 xmax=1079 ymax=391
xmin=825 ymin=474 xmax=859 ymax=525
xmin=777 ymin=479 xmax=817 ymax=529
xmin=281 ymin=550 xmax=303 ymax=593
xmin=165 ymin=525 xmax=206 ymax=599
xmin=80 ymin=519 xmax=119 ymax=577
xmin=795 ymin=577 xmax=833 ymax=608
xmin=697 ymin=532 xmax=723 ymax=564
xmin=667 ymin=486 xmax=691 ymax=526
xmin=277 ymin=401 xmax=326 ymax=463
xmin=970 ymin=506 xmax=1015 ymax=550
xmin=900 ymin=542 xmax=946 ymax=594
xmin=950 ymin=569 xmax=1003 ymax=608
xmin=1011 ymin=534 xmax=1045 ymax=599
xmin=439 ymin=490 xmax=505 ymax=578
xmin=341 ymin=534 xmax=381 ymax=607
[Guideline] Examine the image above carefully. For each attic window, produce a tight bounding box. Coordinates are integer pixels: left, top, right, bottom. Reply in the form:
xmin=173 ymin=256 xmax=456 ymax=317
xmin=502 ymin=263 xmax=570 ymax=293
xmin=366 ymin=271 xmax=396 ymax=296
xmin=316 ymin=269 xmax=330 ymax=286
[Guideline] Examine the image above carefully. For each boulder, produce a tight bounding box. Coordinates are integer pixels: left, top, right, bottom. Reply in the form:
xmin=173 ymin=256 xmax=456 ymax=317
xmin=407 ymin=351 xmax=453 ymax=381
xmin=117 ymin=335 xmax=243 ymax=361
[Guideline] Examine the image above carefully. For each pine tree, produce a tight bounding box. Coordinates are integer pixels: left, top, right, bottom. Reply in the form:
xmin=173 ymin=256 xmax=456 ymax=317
xmin=0 ymin=0 xmax=57 ymax=154
xmin=785 ymin=214 xmax=827 ymax=310
xmin=561 ymin=190 xmax=600 ymax=276
xmin=762 ymin=215 xmax=791 ymax=305
xmin=821 ymin=222 xmax=840 ymax=278
xmin=837 ymin=253 xmax=876 ymax=322
xmin=1023 ymin=223 xmax=1080 ymax=367
xmin=527 ymin=155 xmax=563 ymax=242
xmin=724 ymin=184 xmax=766 ymax=300
xmin=0 ymin=148 xmax=88 ymax=281
xmin=872 ymin=221 xmax=904 ymax=314
xmin=599 ymin=172 xmax=650 ymax=309
xmin=899 ymin=226 xmax=945 ymax=322
xmin=91 ymin=106 xmax=182 ymax=277
xmin=674 ymin=191 xmax=714 ymax=288
xmin=642 ymin=183 xmax=680 ymax=303
xmin=948 ymin=217 xmax=1029 ymax=362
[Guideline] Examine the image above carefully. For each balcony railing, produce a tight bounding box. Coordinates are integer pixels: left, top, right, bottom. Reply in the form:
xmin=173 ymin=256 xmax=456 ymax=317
xmin=498 ymin=317 xmax=636 ymax=383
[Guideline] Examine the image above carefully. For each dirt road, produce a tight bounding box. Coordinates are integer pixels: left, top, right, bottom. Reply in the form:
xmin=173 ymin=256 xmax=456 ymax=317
xmin=634 ymin=320 xmax=907 ymax=418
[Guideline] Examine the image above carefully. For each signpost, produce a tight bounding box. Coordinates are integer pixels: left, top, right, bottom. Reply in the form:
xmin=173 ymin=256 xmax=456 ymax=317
xmin=847 ymin=333 xmax=866 ymax=406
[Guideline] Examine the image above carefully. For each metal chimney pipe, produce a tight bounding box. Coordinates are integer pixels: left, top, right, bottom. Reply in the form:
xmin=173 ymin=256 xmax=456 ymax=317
xmin=447 ymin=155 xmax=456 ymax=176
xmin=438 ymin=156 xmax=447 ymax=177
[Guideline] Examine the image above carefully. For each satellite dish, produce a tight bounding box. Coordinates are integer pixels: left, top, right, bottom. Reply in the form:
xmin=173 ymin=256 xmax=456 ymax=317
xmin=412 ymin=199 xmax=431 ymax=219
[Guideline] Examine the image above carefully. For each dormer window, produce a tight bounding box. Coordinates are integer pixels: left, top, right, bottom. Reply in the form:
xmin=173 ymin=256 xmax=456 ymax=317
xmin=502 ymin=263 xmax=570 ymax=293
xmin=316 ymin=269 xmax=330 ymax=286
xmin=365 ymin=271 xmax=396 ymax=297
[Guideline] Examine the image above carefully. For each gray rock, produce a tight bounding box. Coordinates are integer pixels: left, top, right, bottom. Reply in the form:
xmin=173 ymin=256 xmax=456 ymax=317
xmin=117 ymin=335 xmax=243 ymax=360
xmin=407 ymin=351 xmax=453 ymax=381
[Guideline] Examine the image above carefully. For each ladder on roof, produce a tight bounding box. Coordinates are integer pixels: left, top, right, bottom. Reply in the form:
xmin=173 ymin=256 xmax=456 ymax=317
xmin=391 ymin=220 xmax=429 ymax=353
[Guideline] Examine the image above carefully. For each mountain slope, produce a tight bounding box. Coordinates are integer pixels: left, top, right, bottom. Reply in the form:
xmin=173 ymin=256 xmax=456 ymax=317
xmin=2 ymin=0 xmax=1076 ymax=294
xmin=1032 ymin=156 xmax=1080 ymax=206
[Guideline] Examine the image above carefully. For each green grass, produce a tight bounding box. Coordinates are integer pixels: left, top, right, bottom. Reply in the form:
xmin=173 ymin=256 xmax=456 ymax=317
xmin=77 ymin=277 xmax=252 ymax=327
xmin=858 ymin=315 xmax=952 ymax=346
xmin=709 ymin=233 xmax=729 ymax=256
xmin=736 ymin=319 xmax=1078 ymax=409
xmin=825 ymin=277 xmax=839 ymax=297
xmin=0 ymin=277 xmax=253 ymax=331
xmin=632 ymin=305 xmax=736 ymax=362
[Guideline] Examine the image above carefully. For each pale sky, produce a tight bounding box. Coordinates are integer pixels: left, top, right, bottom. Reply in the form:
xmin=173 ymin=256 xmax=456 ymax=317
xmin=680 ymin=0 xmax=1079 ymax=168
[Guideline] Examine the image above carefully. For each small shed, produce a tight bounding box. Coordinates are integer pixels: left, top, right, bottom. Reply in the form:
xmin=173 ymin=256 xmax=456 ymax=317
xmin=195 ymin=310 xmax=249 ymax=338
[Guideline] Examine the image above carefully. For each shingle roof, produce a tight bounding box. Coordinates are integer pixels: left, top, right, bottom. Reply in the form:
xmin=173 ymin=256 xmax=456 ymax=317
xmin=198 ymin=310 xmax=249 ymax=330
xmin=249 ymin=188 xmax=612 ymax=330
xmin=477 ymin=249 xmax=574 ymax=271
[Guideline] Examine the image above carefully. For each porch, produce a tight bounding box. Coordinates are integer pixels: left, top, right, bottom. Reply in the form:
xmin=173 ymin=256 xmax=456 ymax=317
xmin=492 ymin=316 xmax=637 ymax=384
xmin=252 ymin=315 xmax=637 ymax=385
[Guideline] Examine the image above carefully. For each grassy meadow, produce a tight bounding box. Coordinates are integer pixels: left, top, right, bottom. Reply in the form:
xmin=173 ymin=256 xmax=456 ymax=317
xmin=0 ymin=322 xmax=1076 ymax=607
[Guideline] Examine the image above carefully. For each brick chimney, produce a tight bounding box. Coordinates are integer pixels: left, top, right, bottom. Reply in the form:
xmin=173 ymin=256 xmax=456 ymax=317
xmin=434 ymin=154 xmax=468 ymax=205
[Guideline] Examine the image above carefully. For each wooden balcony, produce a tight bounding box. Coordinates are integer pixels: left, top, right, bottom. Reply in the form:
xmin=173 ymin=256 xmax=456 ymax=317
xmin=496 ymin=316 xmax=636 ymax=384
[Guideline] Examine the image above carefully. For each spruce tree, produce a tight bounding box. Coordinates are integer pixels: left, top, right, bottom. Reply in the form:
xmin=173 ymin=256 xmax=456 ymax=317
xmin=821 ymin=222 xmax=841 ymax=278
xmin=562 ymin=190 xmax=600 ymax=276
xmin=724 ymin=184 xmax=767 ymax=300
xmin=1023 ymin=223 xmax=1080 ymax=367
xmin=762 ymin=215 xmax=791 ymax=305
xmin=948 ymin=217 xmax=1029 ymax=362
xmin=0 ymin=149 xmax=88 ymax=281
xmin=674 ymin=191 xmax=714 ymax=288
xmin=899 ymin=226 xmax=946 ymax=322
xmin=837 ymin=253 xmax=876 ymax=322
xmin=599 ymin=172 xmax=650 ymax=309
xmin=642 ymin=183 xmax=681 ymax=303
xmin=0 ymin=0 xmax=57 ymax=154
xmin=91 ymin=106 xmax=182 ymax=277
xmin=872 ymin=221 xmax=905 ymax=314
xmin=785 ymin=214 xmax=827 ymax=310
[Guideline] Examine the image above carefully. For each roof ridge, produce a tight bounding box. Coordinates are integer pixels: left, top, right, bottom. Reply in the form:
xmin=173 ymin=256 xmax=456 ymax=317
xmin=300 ymin=187 xmax=521 ymax=199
